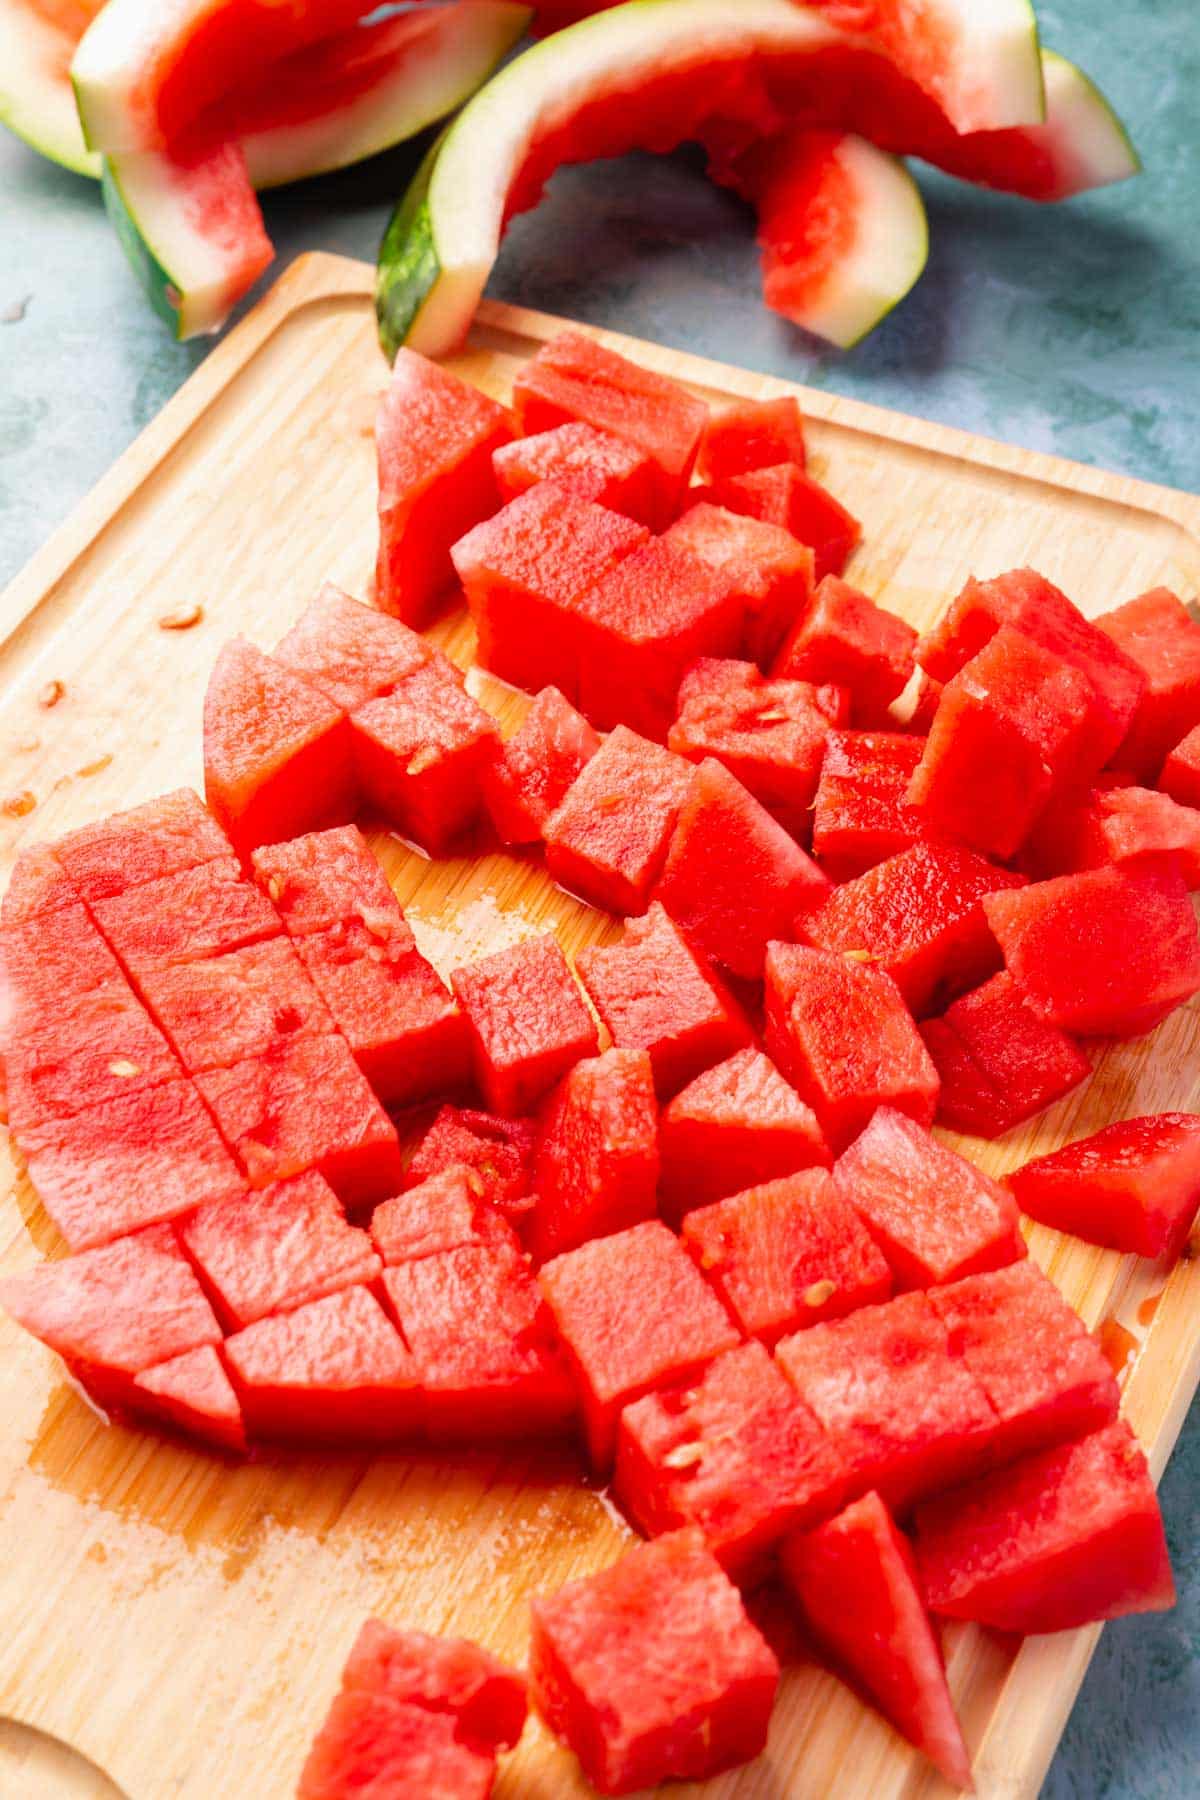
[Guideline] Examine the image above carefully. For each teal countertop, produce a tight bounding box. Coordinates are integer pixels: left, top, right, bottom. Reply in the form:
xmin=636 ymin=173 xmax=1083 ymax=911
xmin=2 ymin=3 xmax=1198 ymax=1793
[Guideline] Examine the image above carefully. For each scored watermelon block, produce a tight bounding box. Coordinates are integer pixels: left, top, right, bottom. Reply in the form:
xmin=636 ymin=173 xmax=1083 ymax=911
xmin=482 ymin=685 xmax=600 ymax=846
xmin=180 ymin=1171 xmax=380 ymax=1330
xmin=718 ymin=463 xmax=862 ymax=582
xmin=136 ymin=937 xmax=333 ymax=1074
xmin=1021 ymin=782 xmax=1200 ymax=888
xmin=665 ymin=500 xmax=814 ymax=670
xmin=1100 ymin=587 xmax=1200 ymax=779
xmin=811 ymin=730 xmax=929 ymax=877
xmin=682 ymin=1168 xmax=892 ymax=1344
xmin=696 ymin=395 xmax=807 ymax=484
xmin=251 ymin=824 xmax=400 ymax=938
xmin=781 ymin=1491 xmax=971 ymax=1791
xmin=91 ymin=855 xmax=283 ymax=973
xmin=371 ymin=1167 xmax=517 ymax=1268
xmin=1160 ymin=723 xmax=1200 ymax=809
xmin=202 ymin=638 xmax=355 ymax=855
xmin=921 ymin=971 xmax=1090 ymax=1139
xmin=614 ymin=1340 xmax=846 ymax=1580
xmin=339 ymin=1616 xmax=527 ymax=1752
xmin=450 ymin=933 xmax=598 ymax=1117
xmin=511 ymin=328 xmax=709 ymax=527
xmin=914 ymin=1420 xmax=1175 ymax=1633
xmin=834 ymin=1108 xmax=1024 ymax=1291
xmin=658 ymin=1048 xmax=829 ymax=1222
xmin=983 ymin=857 xmax=1200 ymax=1039
xmin=773 ymin=576 xmax=916 ymax=727
xmin=765 ymin=943 xmax=939 ymax=1153
xmin=5 ymin=981 xmax=183 ymax=1133
xmin=351 ymin=655 xmax=499 ymax=855
xmin=528 ymin=1048 xmax=659 ymax=1264
xmin=132 ymin=1344 xmax=246 ymax=1455
xmin=543 ymin=724 xmax=693 ymax=915
xmin=529 ymin=1529 xmax=779 ymax=1794
xmin=576 ymin=904 xmax=752 ymax=1101
xmin=404 ymin=1106 xmax=536 ymax=1222
xmin=52 ymin=787 xmax=231 ymax=906
xmin=375 ymin=347 xmax=512 ymax=625
xmin=273 ymin=583 xmax=431 ymax=712
xmin=1007 ymin=1114 xmax=1200 ymax=1260
xmin=297 ymin=1692 xmax=494 ymax=1800
xmin=492 ymin=420 xmax=659 ymax=524
xmin=653 ymin=757 xmax=830 ymax=981
xmin=539 ymin=1220 xmax=741 ymax=1468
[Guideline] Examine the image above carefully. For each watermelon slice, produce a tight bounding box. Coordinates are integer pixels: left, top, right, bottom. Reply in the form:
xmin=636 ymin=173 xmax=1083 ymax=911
xmin=482 ymin=686 xmax=601 ymax=846
xmin=543 ymin=725 xmax=693 ymax=915
xmin=528 ymin=1048 xmax=659 ymax=1264
xmin=1100 ymin=587 xmax=1200 ymax=780
xmin=297 ymin=1691 xmax=495 ymax=1800
xmin=658 ymin=1047 xmax=829 ymax=1221
xmin=718 ymin=463 xmax=863 ymax=582
xmin=371 ymin=1167 xmax=518 ymax=1268
xmin=273 ymin=584 xmax=431 ymax=714
xmin=450 ymin=932 xmax=598 ymax=1118
xmin=0 ymin=0 xmax=105 ymax=175
xmin=339 ymin=1617 xmax=528 ymax=1753
xmin=810 ymin=729 xmax=930 ymax=877
xmin=492 ymin=421 xmax=660 ymax=524
xmin=696 ymin=395 xmax=806 ymax=484
xmin=665 ymin=501 xmax=814 ymax=670
xmin=133 ymin=1344 xmax=247 ymax=1454
xmin=52 ymin=787 xmax=231 ymax=905
xmin=1021 ymin=783 xmax=1200 ymax=889
xmin=1007 ymin=1114 xmax=1200 ymax=1260
xmin=780 ymin=1491 xmax=971 ymax=1790
xmin=135 ymin=937 xmax=333 ymax=1074
xmin=921 ymin=971 xmax=1091 ymax=1139
xmin=351 ymin=656 xmax=500 ymax=855
xmin=251 ymin=823 xmax=398 ymax=938
xmin=91 ymin=855 xmax=283 ymax=973
xmin=774 ymin=576 xmax=917 ymax=724
xmin=404 ymin=1106 xmax=536 ymax=1221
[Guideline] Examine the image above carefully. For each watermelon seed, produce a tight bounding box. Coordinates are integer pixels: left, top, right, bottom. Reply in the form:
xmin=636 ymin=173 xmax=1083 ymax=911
xmin=1 ymin=792 xmax=36 ymax=818
xmin=37 ymin=680 xmax=65 ymax=709
xmin=663 ymin=1442 xmax=706 ymax=1470
xmin=13 ymin=734 xmax=39 ymax=754
xmin=159 ymin=604 xmax=204 ymax=631
xmin=407 ymin=747 xmax=441 ymax=777
xmin=804 ymin=1279 xmax=837 ymax=1308
xmin=108 ymin=1060 xmax=141 ymax=1078
xmin=77 ymin=755 xmax=113 ymax=779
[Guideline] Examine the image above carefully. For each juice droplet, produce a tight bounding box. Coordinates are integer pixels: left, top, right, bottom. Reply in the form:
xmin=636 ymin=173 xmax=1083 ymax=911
xmin=1137 ymin=1291 xmax=1163 ymax=1328
xmin=1098 ymin=1318 xmax=1139 ymax=1381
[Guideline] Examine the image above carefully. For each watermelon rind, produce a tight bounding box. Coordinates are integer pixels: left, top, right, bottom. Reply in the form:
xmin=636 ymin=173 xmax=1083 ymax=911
xmin=1025 ymin=50 xmax=1140 ymax=198
xmin=936 ymin=0 xmax=1044 ymax=133
xmin=0 ymin=0 xmax=101 ymax=177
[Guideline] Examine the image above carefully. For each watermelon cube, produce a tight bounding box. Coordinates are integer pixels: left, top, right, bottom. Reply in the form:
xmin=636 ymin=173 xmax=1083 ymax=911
xmin=1007 ymin=1114 xmax=1200 ymax=1259
xmin=927 ymin=1262 xmax=1118 ymax=1464
xmin=982 ymin=858 xmax=1200 ymax=1038
xmin=132 ymin=1344 xmax=246 ymax=1455
xmin=529 ymin=1529 xmax=779 ymax=1793
xmin=653 ymin=758 xmax=830 ymax=980
xmin=682 ymin=1169 xmax=892 ymax=1344
xmin=452 ymin=481 xmax=649 ymax=697
xmin=833 ymin=1107 xmax=1024 ymax=1290
xmin=666 ymin=501 xmax=814 ymax=669
xmin=615 ymin=1340 xmax=846 ymax=1578
xmin=52 ymin=789 xmax=231 ymax=906
xmin=251 ymin=824 xmax=398 ymax=938
xmin=811 ymin=730 xmax=930 ymax=877
xmin=2 ymin=902 xmax=129 ymax=1019
xmin=195 ymin=1035 xmax=403 ymax=1207
xmin=576 ymin=904 xmax=752 ymax=1100
xmin=91 ymin=856 xmax=282 ymax=973
xmin=796 ymin=841 xmax=1026 ymax=1018
xmin=538 ymin=1221 xmax=741 ymax=1468
xmin=298 ymin=1692 xmax=495 ymax=1800
xmin=658 ymin=1048 xmax=829 ymax=1222
xmin=0 ymin=1225 xmax=221 ymax=1411
xmin=918 ymin=1017 xmax=1009 ymax=1140
xmin=381 ymin=1242 xmax=577 ymax=1441
xmin=1101 ymin=587 xmax=1200 ymax=779
xmin=719 ymin=463 xmax=861 ymax=581
xmin=371 ymin=1167 xmax=518 ymax=1267
xmin=481 ymin=685 xmax=600 ymax=846
xmin=528 ymin=1048 xmax=659 ymax=1264
xmin=375 ymin=347 xmax=512 ymax=625
xmin=1024 ymin=783 xmax=1200 ymax=889
xmin=17 ymin=1079 xmax=244 ymax=1250
xmin=450 ymin=933 xmax=598 ymax=1117
xmin=511 ymin=328 xmax=709 ymax=526
xmin=922 ymin=971 xmax=1091 ymax=1139
xmin=180 ymin=1170 xmax=380 ymax=1330
xmin=136 ymin=937 xmax=333 ymax=1073
xmin=492 ymin=420 xmax=658 ymax=523
xmin=202 ymin=638 xmax=355 ymax=854
xmin=404 ymin=1106 xmax=536 ymax=1221
xmin=764 ymin=943 xmax=939 ymax=1153
xmin=543 ymin=724 xmax=693 ymax=915
xmin=351 ymin=656 xmax=499 ymax=854
xmin=914 ymin=1420 xmax=1174 ymax=1633
xmin=780 ymin=1491 xmax=971 ymax=1790
xmin=773 ymin=577 xmax=916 ymax=727
xmin=273 ymin=583 xmax=431 ymax=711
xmin=696 ymin=395 xmax=807 ymax=483
xmin=6 ymin=981 xmax=183 ymax=1132
xmin=1160 ymin=723 xmax=1200 ymax=809
xmin=339 ymin=1617 xmax=527 ymax=1751
xmin=1 ymin=842 xmax=77 ymax=926
xmin=225 ymin=1283 xmax=421 ymax=1442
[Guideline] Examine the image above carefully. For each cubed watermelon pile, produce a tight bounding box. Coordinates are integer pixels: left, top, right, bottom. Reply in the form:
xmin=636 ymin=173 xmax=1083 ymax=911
xmin=4 ymin=334 xmax=1196 ymax=1800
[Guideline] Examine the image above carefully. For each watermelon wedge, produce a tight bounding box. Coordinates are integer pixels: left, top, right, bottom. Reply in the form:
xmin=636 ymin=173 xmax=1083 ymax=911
xmin=0 ymin=0 xmax=105 ymax=176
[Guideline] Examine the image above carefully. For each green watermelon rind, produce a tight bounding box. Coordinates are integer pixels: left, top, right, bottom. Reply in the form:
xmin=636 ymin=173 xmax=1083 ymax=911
xmin=376 ymin=136 xmax=445 ymax=361
xmin=100 ymin=155 xmax=187 ymax=337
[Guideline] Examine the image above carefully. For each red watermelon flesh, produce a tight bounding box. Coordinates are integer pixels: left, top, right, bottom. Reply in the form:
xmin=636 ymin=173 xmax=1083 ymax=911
xmin=764 ymin=943 xmax=939 ymax=1153
xmin=0 ymin=1225 xmax=221 ymax=1411
xmin=2 ymin=902 xmax=128 ymax=1020
xmin=811 ymin=729 xmax=930 ymax=877
xmin=1022 ymin=783 xmax=1200 ymax=888
xmin=696 ymin=396 xmax=807 ymax=484
xmin=381 ymin=1242 xmax=577 ymax=1441
xmin=450 ymin=932 xmax=598 ymax=1118
xmin=614 ymin=1340 xmax=846 ymax=1580
xmin=91 ymin=855 xmax=282 ymax=973
xmin=251 ymin=824 xmax=400 ymax=938
xmin=404 ymin=1106 xmax=536 ymax=1221
xmin=1007 ymin=1114 xmax=1200 ymax=1260
xmin=665 ymin=500 xmax=814 ymax=669
xmin=773 ymin=576 xmax=916 ymax=726
xmin=16 ymin=1079 xmax=243 ymax=1251
xmin=654 ymin=757 xmax=831 ymax=981
xmin=796 ymin=840 xmax=1026 ymax=1019
xmin=529 ymin=1048 xmax=659 ymax=1264
xmin=835 ymin=1107 xmax=1023 ymax=1291
xmin=135 ymin=937 xmax=333 ymax=1074
xmin=576 ymin=904 xmax=753 ymax=1101
xmin=202 ymin=638 xmax=355 ymax=855
xmin=538 ymin=1220 xmax=741 ymax=1468
xmin=371 ymin=1167 xmax=518 ymax=1267
xmin=914 ymin=1420 xmax=1175 ymax=1634
xmin=52 ymin=788 xmax=231 ymax=907
xmin=297 ymin=1690 xmax=495 ymax=1800
xmin=1 ymin=843 xmax=78 ymax=928
xmin=482 ymin=685 xmax=600 ymax=846
xmin=544 ymin=724 xmax=693 ymax=915
xmin=180 ymin=1170 xmax=380 ymax=1330
xmin=375 ymin=347 xmax=512 ymax=626
xmin=511 ymin=329 xmax=709 ymax=528
xmin=351 ymin=655 xmax=499 ymax=855
xmin=453 ymin=479 xmax=649 ymax=698
xmin=133 ymin=1344 xmax=247 ymax=1454
xmin=492 ymin=420 xmax=659 ymax=524
xmin=658 ymin=1047 xmax=829 ymax=1222
xmin=273 ymin=582 xmax=431 ymax=712
xmin=224 ymin=1283 xmax=421 ymax=1442
xmin=928 ymin=971 xmax=1091 ymax=1139
xmin=718 ymin=463 xmax=861 ymax=581
xmin=982 ymin=858 xmax=1200 ymax=1039
xmin=1100 ymin=587 xmax=1200 ymax=780
xmin=6 ymin=981 xmax=183 ymax=1132
xmin=195 ymin=1034 xmax=403 ymax=1207
xmin=780 ymin=1490 xmax=971 ymax=1790
xmin=928 ymin=1263 xmax=1118 ymax=1466
xmin=1160 ymin=723 xmax=1200 ymax=809
xmin=297 ymin=919 xmax=468 ymax=1108
xmin=683 ymin=1168 xmax=892 ymax=1344
xmin=918 ymin=1016 xmax=1009 ymax=1139
xmin=341 ymin=1617 xmax=527 ymax=1751
xmin=529 ymin=1529 xmax=779 ymax=1794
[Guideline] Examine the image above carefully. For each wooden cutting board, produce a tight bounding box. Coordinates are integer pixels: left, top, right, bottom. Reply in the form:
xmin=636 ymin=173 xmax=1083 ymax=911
xmin=2 ymin=252 xmax=1199 ymax=1800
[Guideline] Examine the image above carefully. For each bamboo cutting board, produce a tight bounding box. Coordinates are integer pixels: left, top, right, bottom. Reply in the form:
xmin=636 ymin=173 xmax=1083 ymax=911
xmin=2 ymin=252 xmax=1200 ymax=1800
